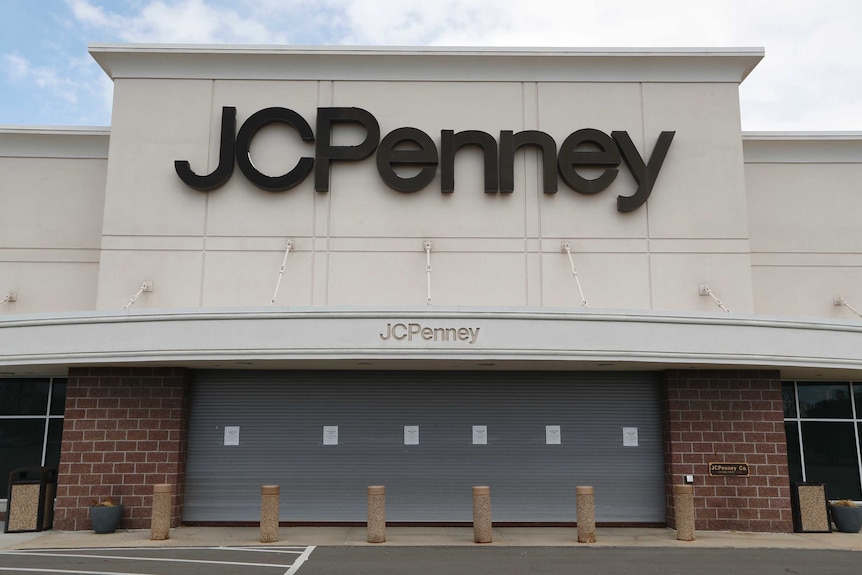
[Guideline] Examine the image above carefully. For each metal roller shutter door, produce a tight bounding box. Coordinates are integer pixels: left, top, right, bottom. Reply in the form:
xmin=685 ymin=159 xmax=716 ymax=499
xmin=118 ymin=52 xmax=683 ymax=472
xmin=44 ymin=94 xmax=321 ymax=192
xmin=184 ymin=370 xmax=664 ymax=523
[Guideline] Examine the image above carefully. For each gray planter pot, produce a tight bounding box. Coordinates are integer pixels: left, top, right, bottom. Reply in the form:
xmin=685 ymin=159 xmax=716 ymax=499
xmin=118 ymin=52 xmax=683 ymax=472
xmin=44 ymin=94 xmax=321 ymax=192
xmin=89 ymin=504 xmax=124 ymax=534
xmin=830 ymin=505 xmax=862 ymax=533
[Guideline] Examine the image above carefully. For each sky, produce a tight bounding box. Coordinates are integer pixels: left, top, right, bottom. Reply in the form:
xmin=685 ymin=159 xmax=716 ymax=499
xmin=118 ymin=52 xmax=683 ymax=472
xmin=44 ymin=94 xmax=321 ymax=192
xmin=1 ymin=0 xmax=861 ymax=131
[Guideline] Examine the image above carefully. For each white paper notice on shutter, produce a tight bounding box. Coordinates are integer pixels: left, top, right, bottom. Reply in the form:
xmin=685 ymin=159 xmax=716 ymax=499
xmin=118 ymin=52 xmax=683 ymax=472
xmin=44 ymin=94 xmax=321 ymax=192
xmin=404 ymin=425 xmax=419 ymax=445
xmin=473 ymin=425 xmax=487 ymax=445
xmin=545 ymin=425 xmax=561 ymax=445
xmin=224 ymin=426 xmax=240 ymax=446
xmin=623 ymin=427 xmax=639 ymax=447
xmin=323 ymin=425 xmax=339 ymax=446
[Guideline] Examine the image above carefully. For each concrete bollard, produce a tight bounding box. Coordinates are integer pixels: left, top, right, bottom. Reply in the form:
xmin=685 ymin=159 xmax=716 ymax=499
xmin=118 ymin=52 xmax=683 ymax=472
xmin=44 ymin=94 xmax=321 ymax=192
xmin=260 ymin=485 xmax=280 ymax=543
xmin=673 ymin=484 xmax=695 ymax=541
xmin=367 ymin=485 xmax=386 ymax=543
xmin=576 ymin=486 xmax=596 ymax=543
xmin=472 ymin=486 xmax=492 ymax=543
xmin=150 ymin=483 xmax=173 ymax=541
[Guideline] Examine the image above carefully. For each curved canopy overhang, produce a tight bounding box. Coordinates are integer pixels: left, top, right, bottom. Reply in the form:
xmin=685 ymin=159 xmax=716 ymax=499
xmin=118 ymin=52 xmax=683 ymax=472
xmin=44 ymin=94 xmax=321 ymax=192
xmin=2 ymin=307 xmax=861 ymax=379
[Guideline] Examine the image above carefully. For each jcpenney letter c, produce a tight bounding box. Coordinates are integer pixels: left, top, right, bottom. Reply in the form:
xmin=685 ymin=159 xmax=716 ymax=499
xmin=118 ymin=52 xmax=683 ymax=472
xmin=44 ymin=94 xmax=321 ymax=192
xmin=235 ymin=107 xmax=316 ymax=192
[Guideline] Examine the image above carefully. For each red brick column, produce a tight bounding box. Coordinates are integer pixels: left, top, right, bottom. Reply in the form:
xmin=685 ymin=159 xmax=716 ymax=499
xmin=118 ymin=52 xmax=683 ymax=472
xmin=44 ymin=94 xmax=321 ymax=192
xmin=54 ymin=367 xmax=191 ymax=531
xmin=662 ymin=370 xmax=793 ymax=533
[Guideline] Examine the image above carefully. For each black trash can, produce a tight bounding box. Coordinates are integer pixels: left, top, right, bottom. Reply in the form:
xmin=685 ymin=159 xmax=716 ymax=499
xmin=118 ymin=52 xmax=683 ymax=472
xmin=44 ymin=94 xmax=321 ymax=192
xmin=4 ymin=467 xmax=57 ymax=533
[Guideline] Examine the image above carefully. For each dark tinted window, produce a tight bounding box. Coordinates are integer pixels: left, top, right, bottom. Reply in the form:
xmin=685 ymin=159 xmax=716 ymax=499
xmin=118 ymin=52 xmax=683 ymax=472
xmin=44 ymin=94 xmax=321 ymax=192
xmin=45 ymin=418 xmax=65 ymax=474
xmin=50 ymin=379 xmax=67 ymax=415
xmin=782 ymin=382 xmax=797 ymax=418
xmin=797 ymin=383 xmax=852 ymax=419
xmin=784 ymin=421 xmax=803 ymax=484
xmin=802 ymin=421 xmax=862 ymax=500
xmin=0 ymin=379 xmax=50 ymax=415
xmin=0 ymin=419 xmax=47 ymax=499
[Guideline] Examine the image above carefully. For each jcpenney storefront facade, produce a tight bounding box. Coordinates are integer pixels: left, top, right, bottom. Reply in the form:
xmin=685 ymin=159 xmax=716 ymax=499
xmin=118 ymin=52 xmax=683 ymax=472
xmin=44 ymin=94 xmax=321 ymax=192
xmin=3 ymin=45 xmax=862 ymax=533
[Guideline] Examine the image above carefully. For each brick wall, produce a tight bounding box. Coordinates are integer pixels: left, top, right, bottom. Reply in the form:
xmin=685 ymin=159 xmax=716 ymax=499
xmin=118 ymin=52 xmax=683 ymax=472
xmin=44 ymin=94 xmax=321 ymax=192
xmin=53 ymin=367 xmax=190 ymax=531
xmin=662 ymin=369 xmax=793 ymax=533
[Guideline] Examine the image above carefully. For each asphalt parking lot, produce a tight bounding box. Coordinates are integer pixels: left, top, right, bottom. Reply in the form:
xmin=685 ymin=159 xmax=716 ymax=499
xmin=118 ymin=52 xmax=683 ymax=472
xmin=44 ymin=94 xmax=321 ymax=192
xmin=298 ymin=547 xmax=862 ymax=575
xmin=0 ymin=545 xmax=314 ymax=575
xmin=2 ymin=546 xmax=862 ymax=575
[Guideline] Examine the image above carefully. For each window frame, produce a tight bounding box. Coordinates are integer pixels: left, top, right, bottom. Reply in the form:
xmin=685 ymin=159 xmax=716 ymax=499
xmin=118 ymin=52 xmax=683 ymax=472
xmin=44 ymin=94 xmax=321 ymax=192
xmin=0 ymin=377 xmax=66 ymax=501
xmin=783 ymin=380 xmax=862 ymax=501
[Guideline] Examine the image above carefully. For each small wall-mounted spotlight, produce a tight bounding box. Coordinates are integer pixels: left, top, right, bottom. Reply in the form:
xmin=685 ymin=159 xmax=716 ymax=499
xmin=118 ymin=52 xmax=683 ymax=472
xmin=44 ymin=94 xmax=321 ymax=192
xmin=834 ymin=296 xmax=862 ymax=318
xmin=699 ymin=284 xmax=730 ymax=313
xmin=123 ymin=281 xmax=153 ymax=310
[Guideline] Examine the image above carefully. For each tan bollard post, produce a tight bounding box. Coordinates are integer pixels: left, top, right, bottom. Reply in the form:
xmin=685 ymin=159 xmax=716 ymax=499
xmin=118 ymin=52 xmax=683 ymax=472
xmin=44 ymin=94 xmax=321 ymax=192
xmin=367 ymin=485 xmax=386 ymax=543
xmin=472 ymin=486 xmax=492 ymax=543
xmin=673 ymin=484 xmax=695 ymax=541
xmin=150 ymin=483 xmax=173 ymax=541
xmin=576 ymin=486 xmax=596 ymax=543
xmin=260 ymin=485 xmax=280 ymax=543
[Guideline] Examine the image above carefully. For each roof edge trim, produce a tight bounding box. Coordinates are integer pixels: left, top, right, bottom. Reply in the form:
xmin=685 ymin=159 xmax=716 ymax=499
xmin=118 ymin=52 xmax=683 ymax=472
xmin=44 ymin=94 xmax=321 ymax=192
xmin=88 ymin=44 xmax=764 ymax=84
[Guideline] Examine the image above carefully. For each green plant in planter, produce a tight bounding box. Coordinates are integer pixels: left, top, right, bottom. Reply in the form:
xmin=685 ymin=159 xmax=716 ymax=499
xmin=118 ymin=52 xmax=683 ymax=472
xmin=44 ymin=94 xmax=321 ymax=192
xmin=89 ymin=497 xmax=124 ymax=534
xmin=829 ymin=499 xmax=862 ymax=533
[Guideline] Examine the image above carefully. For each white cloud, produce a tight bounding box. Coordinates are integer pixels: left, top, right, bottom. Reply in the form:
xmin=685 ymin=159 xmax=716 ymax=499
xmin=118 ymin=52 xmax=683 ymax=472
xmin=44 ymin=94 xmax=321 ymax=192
xmin=67 ymin=0 xmax=289 ymax=44
xmin=2 ymin=53 xmax=81 ymax=104
xmin=323 ymin=0 xmax=740 ymax=46
xmin=3 ymin=54 xmax=30 ymax=80
xmin=330 ymin=0 xmax=509 ymax=45
xmin=68 ymin=0 xmax=115 ymax=28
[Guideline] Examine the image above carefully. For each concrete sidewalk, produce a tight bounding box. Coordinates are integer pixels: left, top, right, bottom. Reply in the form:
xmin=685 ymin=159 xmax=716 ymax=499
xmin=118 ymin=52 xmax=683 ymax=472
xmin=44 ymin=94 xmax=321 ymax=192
xmin=2 ymin=526 xmax=862 ymax=551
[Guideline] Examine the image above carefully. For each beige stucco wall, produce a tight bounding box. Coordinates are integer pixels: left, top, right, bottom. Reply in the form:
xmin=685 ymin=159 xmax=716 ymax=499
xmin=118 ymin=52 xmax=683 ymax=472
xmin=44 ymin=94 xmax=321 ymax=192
xmin=745 ymin=135 xmax=862 ymax=319
xmin=0 ymin=130 xmax=108 ymax=315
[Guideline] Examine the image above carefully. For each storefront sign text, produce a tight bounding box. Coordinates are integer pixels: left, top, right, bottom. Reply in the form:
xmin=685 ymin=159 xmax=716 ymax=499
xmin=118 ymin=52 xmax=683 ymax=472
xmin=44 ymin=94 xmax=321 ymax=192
xmin=176 ymin=107 xmax=674 ymax=213
xmin=708 ymin=462 xmax=749 ymax=477
xmin=379 ymin=322 xmax=480 ymax=344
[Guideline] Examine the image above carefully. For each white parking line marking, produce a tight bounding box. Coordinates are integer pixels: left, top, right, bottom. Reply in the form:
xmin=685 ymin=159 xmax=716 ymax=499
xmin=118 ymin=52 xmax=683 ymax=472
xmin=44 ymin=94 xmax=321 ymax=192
xmin=284 ymin=545 xmax=315 ymax=575
xmin=218 ymin=547 xmax=306 ymax=554
xmin=0 ymin=568 xmax=158 ymax=575
xmin=22 ymin=546 xmax=307 ymax=553
xmin=0 ymin=551 xmax=289 ymax=569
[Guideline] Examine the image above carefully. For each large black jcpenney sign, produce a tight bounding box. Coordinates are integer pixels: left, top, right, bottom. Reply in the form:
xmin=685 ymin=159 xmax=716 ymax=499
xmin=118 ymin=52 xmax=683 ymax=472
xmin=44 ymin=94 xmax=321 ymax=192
xmin=175 ymin=107 xmax=674 ymax=212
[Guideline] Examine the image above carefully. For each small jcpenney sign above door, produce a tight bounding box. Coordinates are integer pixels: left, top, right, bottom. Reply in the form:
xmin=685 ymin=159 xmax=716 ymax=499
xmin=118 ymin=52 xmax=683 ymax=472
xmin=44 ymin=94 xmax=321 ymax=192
xmin=379 ymin=322 xmax=480 ymax=344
